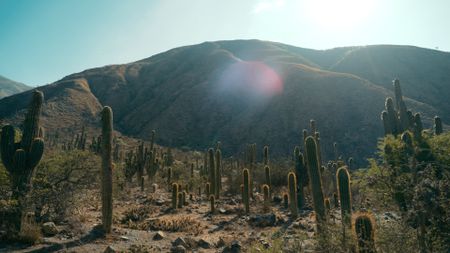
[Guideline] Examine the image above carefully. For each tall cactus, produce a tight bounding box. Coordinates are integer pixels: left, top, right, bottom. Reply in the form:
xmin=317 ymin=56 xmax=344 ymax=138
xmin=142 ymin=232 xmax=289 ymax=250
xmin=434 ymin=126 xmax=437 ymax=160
xmin=264 ymin=165 xmax=271 ymax=190
xmin=101 ymin=106 xmax=113 ymax=233
xmin=242 ymin=168 xmax=250 ymax=214
xmin=262 ymin=184 xmax=270 ymax=208
xmin=215 ymin=148 xmax=221 ymax=198
xmin=294 ymin=147 xmax=307 ymax=209
xmin=1 ymin=90 xmax=44 ymax=232
xmin=172 ymin=183 xmax=178 ymax=209
xmin=354 ymin=213 xmax=376 ymax=253
xmin=337 ymin=167 xmax=352 ymax=227
xmin=288 ymin=172 xmax=298 ymax=218
xmin=305 ymin=136 xmax=326 ymax=224
xmin=263 ymin=145 xmax=269 ymax=165
xmin=208 ymin=148 xmax=216 ymax=198
xmin=434 ymin=116 xmax=443 ymax=135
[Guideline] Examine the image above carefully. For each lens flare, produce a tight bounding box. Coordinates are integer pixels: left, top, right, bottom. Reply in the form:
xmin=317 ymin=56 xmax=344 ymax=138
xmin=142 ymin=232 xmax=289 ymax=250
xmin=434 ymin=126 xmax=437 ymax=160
xmin=218 ymin=61 xmax=283 ymax=98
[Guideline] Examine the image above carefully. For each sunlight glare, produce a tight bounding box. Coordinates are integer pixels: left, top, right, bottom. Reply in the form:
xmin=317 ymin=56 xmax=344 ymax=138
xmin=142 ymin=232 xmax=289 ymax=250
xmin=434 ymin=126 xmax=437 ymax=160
xmin=305 ymin=0 xmax=376 ymax=30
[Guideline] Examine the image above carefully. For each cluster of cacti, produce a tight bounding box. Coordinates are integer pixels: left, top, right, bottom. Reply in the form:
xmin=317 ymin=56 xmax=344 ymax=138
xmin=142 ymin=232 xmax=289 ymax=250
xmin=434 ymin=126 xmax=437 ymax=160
xmin=1 ymin=90 xmax=45 ymax=232
xmin=354 ymin=213 xmax=376 ymax=253
xmin=337 ymin=167 xmax=352 ymax=227
xmin=287 ymin=172 xmax=298 ymax=218
xmin=100 ymin=106 xmax=113 ymax=233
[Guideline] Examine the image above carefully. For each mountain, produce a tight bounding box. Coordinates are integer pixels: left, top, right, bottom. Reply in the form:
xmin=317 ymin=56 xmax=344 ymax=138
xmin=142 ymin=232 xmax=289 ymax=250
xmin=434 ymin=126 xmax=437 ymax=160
xmin=0 ymin=40 xmax=447 ymax=165
xmin=0 ymin=75 xmax=30 ymax=98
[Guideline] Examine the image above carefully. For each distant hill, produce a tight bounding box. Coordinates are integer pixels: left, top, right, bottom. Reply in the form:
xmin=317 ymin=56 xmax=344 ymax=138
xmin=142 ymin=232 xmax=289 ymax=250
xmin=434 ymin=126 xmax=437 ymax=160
xmin=0 ymin=75 xmax=30 ymax=98
xmin=0 ymin=40 xmax=447 ymax=165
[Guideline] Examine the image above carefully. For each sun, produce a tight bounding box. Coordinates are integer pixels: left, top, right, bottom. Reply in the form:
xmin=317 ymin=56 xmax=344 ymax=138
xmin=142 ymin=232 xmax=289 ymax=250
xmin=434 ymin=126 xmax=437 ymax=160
xmin=305 ymin=0 xmax=376 ymax=30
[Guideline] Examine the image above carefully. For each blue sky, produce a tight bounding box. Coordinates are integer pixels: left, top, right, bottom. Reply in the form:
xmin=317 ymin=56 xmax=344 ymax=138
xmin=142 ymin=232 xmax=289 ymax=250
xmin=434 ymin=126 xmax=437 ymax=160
xmin=1 ymin=0 xmax=449 ymax=86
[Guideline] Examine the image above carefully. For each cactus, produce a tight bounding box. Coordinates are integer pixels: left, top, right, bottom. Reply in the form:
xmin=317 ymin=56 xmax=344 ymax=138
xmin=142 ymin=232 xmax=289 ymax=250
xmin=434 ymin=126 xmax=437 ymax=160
xmin=262 ymin=184 xmax=270 ymax=208
xmin=215 ymin=148 xmax=221 ymax=198
xmin=264 ymin=165 xmax=271 ymax=190
xmin=354 ymin=213 xmax=376 ymax=253
xmin=384 ymin=97 xmax=399 ymax=136
xmin=167 ymin=167 xmax=172 ymax=190
xmin=208 ymin=148 xmax=216 ymax=199
xmin=302 ymin=129 xmax=308 ymax=144
xmin=333 ymin=142 xmax=339 ymax=161
xmin=1 ymin=90 xmax=44 ymax=232
xmin=294 ymin=147 xmax=307 ymax=209
xmin=172 ymin=183 xmax=178 ymax=209
xmin=288 ymin=172 xmax=298 ymax=218
xmin=434 ymin=116 xmax=443 ymax=135
xmin=413 ymin=113 xmax=423 ymax=140
xmin=177 ymin=192 xmax=183 ymax=208
xmin=100 ymin=106 xmax=113 ymax=233
xmin=305 ymin=136 xmax=326 ymax=223
xmin=190 ymin=163 xmax=194 ymax=178
xmin=242 ymin=168 xmax=250 ymax=214
xmin=310 ymin=119 xmax=316 ymax=135
xmin=315 ymin=132 xmax=322 ymax=165
xmin=263 ymin=145 xmax=269 ymax=165
xmin=206 ymin=182 xmax=211 ymax=198
xmin=210 ymin=195 xmax=216 ymax=214
xmin=337 ymin=167 xmax=352 ymax=227
xmin=150 ymin=130 xmax=155 ymax=151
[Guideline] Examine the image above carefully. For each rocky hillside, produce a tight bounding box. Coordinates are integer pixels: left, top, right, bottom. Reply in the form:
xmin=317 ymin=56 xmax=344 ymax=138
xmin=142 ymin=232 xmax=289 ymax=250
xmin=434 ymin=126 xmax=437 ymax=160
xmin=0 ymin=40 xmax=447 ymax=164
xmin=0 ymin=75 xmax=30 ymax=98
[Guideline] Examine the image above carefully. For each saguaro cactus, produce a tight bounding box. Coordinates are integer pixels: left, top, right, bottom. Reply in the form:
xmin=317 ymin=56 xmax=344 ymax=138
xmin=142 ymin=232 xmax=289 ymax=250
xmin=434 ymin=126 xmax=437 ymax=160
xmin=264 ymin=166 xmax=271 ymax=190
xmin=210 ymin=195 xmax=216 ymax=213
xmin=354 ymin=213 xmax=376 ymax=253
xmin=242 ymin=169 xmax=250 ymax=214
xmin=294 ymin=147 xmax=307 ymax=209
xmin=101 ymin=106 xmax=113 ymax=233
xmin=262 ymin=184 xmax=270 ymax=208
xmin=215 ymin=148 xmax=221 ymax=197
xmin=434 ymin=116 xmax=443 ymax=135
xmin=172 ymin=183 xmax=178 ymax=209
xmin=208 ymin=148 xmax=216 ymax=198
xmin=263 ymin=145 xmax=269 ymax=165
xmin=1 ymin=90 xmax=44 ymax=232
xmin=305 ymin=136 xmax=326 ymax=223
xmin=288 ymin=172 xmax=298 ymax=218
xmin=337 ymin=167 xmax=352 ymax=227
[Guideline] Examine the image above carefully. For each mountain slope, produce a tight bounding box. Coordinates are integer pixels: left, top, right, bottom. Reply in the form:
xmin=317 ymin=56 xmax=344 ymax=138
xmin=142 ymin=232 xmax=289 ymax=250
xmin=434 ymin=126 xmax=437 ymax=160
xmin=0 ymin=40 xmax=445 ymax=164
xmin=0 ymin=75 xmax=30 ymax=98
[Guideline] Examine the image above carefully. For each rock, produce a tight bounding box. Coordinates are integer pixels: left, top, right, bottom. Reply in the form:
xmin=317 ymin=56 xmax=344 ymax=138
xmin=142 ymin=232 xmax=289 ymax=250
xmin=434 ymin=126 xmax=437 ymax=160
xmin=42 ymin=222 xmax=58 ymax=236
xmin=153 ymin=231 xmax=165 ymax=240
xmin=219 ymin=208 xmax=227 ymax=214
xmin=197 ymin=238 xmax=211 ymax=249
xmin=155 ymin=199 xmax=165 ymax=206
xmin=249 ymin=213 xmax=277 ymax=227
xmin=224 ymin=240 xmax=242 ymax=253
xmin=170 ymin=245 xmax=186 ymax=253
xmin=120 ymin=236 xmax=130 ymax=241
xmin=173 ymin=237 xmax=189 ymax=248
xmin=104 ymin=245 xmax=118 ymax=253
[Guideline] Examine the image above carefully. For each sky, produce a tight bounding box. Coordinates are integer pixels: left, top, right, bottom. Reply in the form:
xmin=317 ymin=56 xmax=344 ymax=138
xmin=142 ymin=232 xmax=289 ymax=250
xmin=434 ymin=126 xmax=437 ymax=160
xmin=0 ymin=0 xmax=449 ymax=86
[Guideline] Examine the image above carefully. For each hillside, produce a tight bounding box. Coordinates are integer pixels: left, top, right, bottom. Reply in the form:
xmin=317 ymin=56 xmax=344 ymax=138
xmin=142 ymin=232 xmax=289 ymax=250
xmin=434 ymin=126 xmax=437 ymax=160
xmin=0 ymin=40 xmax=446 ymax=164
xmin=0 ymin=75 xmax=30 ymax=98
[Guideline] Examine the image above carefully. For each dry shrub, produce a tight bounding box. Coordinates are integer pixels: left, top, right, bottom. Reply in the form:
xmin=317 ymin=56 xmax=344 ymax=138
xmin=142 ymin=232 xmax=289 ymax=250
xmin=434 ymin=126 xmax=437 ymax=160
xmin=143 ymin=215 xmax=202 ymax=235
xmin=18 ymin=214 xmax=42 ymax=244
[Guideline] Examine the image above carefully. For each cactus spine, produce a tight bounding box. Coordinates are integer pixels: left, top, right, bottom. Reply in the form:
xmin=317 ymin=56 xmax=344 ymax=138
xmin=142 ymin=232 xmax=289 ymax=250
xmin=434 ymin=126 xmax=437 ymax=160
xmin=337 ymin=167 xmax=352 ymax=227
xmin=1 ymin=90 xmax=44 ymax=232
xmin=101 ymin=106 xmax=113 ymax=233
xmin=354 ymin=214 xmax=376 ymax=253
xmin=242 ymin=168 xmax=250 ymax=214
xmin=305 ymin=136 xmax=326 ymax=224
xmin=288 ymin=172 xmax=298 ymax=218
xmin=172 ymin=183 xmax=178 ymax=209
